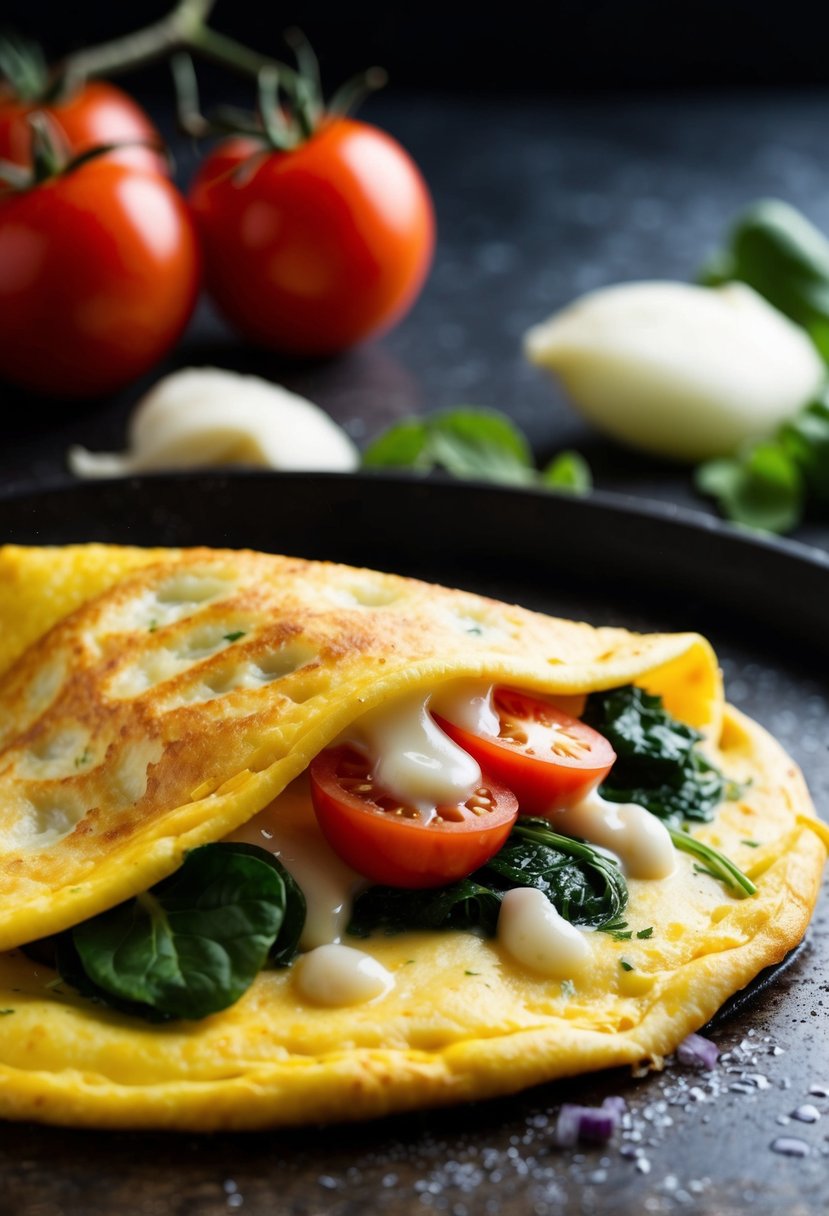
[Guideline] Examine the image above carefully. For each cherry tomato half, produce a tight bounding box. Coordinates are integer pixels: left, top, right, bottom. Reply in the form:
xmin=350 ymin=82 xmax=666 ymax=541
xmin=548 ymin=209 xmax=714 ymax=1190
xmin=0 ymin=160 xmax=199 ymax=397
xmin=189 ymin=118 xmax=435 ymax=356
xmin=309 ymin=745 xmax=518 ymax=888
xmin=0 ymin=80 xmax=165 ymax=174
xmin=434 ymin=689 xmax=616 ymax=815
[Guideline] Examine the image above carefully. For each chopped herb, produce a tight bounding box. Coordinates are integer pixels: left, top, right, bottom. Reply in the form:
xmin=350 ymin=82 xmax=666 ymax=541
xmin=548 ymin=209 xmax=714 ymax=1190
xmin=636 ymin=927 xmax=654 ymax=940
xmin=464 ymin=970 xmax=480 ymax=976
xmin=74 ymin=749 xmax=91 ymax=769
xmin=0 ymin=1009 xmax=14 ymax=1015
xmin=561 ymin=979 xmax=576 ymax=999
xmin=599 ymin=916 xmax=632 ymax=941
xmin=619 ymin=959 xmax=635 ymax=972
xmin=148 ymin=620 xmax=158 ymax=632
xmin=466 ymin=625 xmax=484 ymax=636
xmin=741 ymin=839 xmax=761 ymax=848
xmin=224 ymin=630 xmax=246 ymax=643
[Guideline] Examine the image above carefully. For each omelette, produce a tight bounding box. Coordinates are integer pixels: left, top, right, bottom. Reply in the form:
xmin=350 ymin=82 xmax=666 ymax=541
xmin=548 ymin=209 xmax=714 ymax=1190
xmin=0 ymin=542 xmax=824 ymax=1130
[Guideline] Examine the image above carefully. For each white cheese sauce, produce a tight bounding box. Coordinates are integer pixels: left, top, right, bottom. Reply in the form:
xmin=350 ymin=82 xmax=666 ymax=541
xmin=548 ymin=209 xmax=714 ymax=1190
xmin=497 ymin=887 xmax=591 ymax=976
xmin=225 ymin=777 xmax=365 ymax=950
xmin=430 ymin=680 xmax=500 ymax=736
xmin=554 ymin=788 xmax=675 ymax=880
xmin=346 ymin=689 xmax=483 ymax=817
xmin=295 ymin=944 xmax=394 ymax=1007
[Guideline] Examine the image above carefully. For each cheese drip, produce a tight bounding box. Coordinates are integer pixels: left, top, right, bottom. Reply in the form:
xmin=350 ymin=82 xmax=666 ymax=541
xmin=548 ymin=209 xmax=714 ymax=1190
xmin=347 ymin=689 xmax=483 ymax=817
xmin=498 ymin=887 xmax=591 ymax=976
xmin=555 ymin=789 xmax=675 ymax=880
xmin=295 ymin=944 xmax=394 ymax=1007
xmin=226 ymin=778 xmax=364 ymax=950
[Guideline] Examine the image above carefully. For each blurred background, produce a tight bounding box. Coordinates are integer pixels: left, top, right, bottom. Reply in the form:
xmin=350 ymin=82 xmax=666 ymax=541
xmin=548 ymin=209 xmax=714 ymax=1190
xmin=4 ymin=0 xmax=829 ymax=547
xmin=5 ymin=0 xmax=829 ymax=91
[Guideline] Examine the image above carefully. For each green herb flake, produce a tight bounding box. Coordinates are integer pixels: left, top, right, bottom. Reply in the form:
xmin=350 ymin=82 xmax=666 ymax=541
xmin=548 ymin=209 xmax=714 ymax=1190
xmin=741 ymin=839 xmax=761 ymax=848
xmin=0 ymin=1008 xmax=14 ymax=1016
xmin=74 ymin=749 xmax=91 ymax=769
xmin=148 ymin=620 xmax=158 ymax=633
xmin=636 ymin=927 xmax=654 ymax=939
xmin=464 ymin=970 xmax=480 ymax=976
xmin=619 ymin=959 xmax=635 ymax=972
xmin=224 ymin=630 xmax=246 ymax=643
xmin=560 ymin=979 xmax=576 ymax=999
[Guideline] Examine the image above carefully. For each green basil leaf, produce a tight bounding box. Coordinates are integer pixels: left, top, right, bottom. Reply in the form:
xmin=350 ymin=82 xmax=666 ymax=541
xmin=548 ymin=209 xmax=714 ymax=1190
xmin=699 ymin=198 xmax=829 ymax=353
xmin=63 ymin=843 xmax=301 ymax=1021
xmin=363 ymin=407 xmax=592 ymax=493
xmin=362 ymin=420 xmax=431 ymax=469
xmin=541 ymin=450 xmax=593 ymax=494
xmin=780 ymin=396 xmax=829 ymax=505
xmin=695 ymin=442 xmax=803 ymax=534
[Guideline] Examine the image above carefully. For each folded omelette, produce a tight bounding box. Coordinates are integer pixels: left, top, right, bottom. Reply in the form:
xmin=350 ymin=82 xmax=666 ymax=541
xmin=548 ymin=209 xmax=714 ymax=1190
xmin=0 ymin=543 xmax=824 ymax=1130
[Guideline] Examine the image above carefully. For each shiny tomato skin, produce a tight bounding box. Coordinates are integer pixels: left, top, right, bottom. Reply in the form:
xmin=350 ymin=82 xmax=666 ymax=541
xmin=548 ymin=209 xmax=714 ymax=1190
xmin=434 ymin=689 xmax=617 ymax=816
xmin=0 ymin=80 xmax=165 ymax=174
xmin=189 ymin=118 xmax=435 ymax=355
xmin=309 ymin=746 xmax=518 ymax=888
xmin=0 ymin=161 xmax=200 ymax=397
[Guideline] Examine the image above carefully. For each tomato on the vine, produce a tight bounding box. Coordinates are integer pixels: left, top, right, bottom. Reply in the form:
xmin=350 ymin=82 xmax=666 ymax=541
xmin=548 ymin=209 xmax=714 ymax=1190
xmin=0 ymin=156 xmax=199 ymax=397
xmin=434 ymin=689 xmax=616 ymax=815
xmin=189 ymin=117 xmax=435 ymax=356
xmin=0 ymin=80 xmax=165 ymax=174
xmin=309 ymin=745 xmax=518 ymax=888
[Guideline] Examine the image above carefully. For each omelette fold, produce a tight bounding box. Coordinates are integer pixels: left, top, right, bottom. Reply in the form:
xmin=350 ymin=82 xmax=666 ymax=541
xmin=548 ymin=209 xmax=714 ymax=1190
xmin=0 ymin=542 xmax=824 ymax=1129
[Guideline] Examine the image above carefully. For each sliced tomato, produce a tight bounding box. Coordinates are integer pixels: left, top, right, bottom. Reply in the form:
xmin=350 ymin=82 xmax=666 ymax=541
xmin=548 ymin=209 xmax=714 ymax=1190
xmin=309 ymin=746 xmax=518 ymax=888
xmin=433 ymin=688 xmax=616 ymax=815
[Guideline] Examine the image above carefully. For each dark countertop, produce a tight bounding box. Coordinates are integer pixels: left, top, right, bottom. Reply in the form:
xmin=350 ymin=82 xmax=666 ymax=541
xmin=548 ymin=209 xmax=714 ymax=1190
xmin=4 ymin=87 xmax=829 ymax=550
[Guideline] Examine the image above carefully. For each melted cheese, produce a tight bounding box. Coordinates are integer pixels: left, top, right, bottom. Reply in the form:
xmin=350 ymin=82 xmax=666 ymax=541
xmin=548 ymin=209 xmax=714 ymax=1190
xmin=497 ymin=887 xmax=591 ymax=976
xmin=555 ymin=789 xmax=675 ymax=880
xmin=295 ymin=944 xmax=394 ymax=1007
xmin=347 ymin=690 xmax=482 ymax=817
xmin=430 ymin=681 xmax=500 ymax=735
xmin=226 ymin=778 xmax=364 ymax=950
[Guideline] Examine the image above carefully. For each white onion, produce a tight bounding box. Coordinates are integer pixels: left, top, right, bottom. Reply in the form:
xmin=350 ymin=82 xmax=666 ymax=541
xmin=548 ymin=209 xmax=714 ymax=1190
xmin=524 ymin=281 xmax=825 ymax=462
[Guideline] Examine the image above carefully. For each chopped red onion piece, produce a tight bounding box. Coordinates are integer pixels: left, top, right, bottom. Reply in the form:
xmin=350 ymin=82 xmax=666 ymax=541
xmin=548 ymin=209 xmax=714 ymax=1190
xmin=601 ymin=1095 xmax=627 ymax=1117
xmin=553 ymin=1100 xmax=622 ymax=1147
xmin=676 ymin=1032 xmax=719 ymax=1070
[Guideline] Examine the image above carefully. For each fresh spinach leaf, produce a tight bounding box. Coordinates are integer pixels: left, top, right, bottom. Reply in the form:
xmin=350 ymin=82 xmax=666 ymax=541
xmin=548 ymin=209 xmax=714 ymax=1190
xmin=348 ymin=817 xmax=627 ymax=938
xmin=363 ymin=407 xmax=591 ymax=495
xmin=59 ymin=843 xmax=305 ymax=1021
xmin=583 ymin=685 xmax=737 ymax=825
xmin=348 ymin=878 xmax=502 ymax=938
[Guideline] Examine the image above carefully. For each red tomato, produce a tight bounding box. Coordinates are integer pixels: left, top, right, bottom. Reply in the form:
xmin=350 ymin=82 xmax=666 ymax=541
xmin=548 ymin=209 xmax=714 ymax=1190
xmin=310 ymin=746 xmax=518 ymax=888
xmin=0 ymin=80 xmax=165 ymax=174
xmin=0 ymin=160 xmax=199 ymax=397
xmin=434 ymin=689 xmax=616 ymax=815
xmin=189 ymin=118 xmax=435 ymax=355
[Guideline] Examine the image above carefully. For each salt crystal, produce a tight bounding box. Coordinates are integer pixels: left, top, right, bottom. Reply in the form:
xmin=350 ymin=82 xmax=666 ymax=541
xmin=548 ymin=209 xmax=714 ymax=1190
xmin=770 ymin=1137 xmax=810 ymax=1158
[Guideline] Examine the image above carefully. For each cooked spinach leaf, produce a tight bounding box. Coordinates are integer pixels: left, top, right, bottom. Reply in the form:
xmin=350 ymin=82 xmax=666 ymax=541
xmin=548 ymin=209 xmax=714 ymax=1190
xmin=582 ymin=685 xmax=737 ymax=825
xmin=58 ymin=843 xmax=306 ymax=1021
xmin=348 ymin=817 xmax=627 ymax=938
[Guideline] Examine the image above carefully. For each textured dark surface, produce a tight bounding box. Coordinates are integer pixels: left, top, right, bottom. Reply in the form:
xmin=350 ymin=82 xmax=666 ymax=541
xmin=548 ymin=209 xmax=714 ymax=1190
xmin=4 ymin=88 xmax=829 ymax=552
xmin=0 ymin=474 xmax=827 ymax=1216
